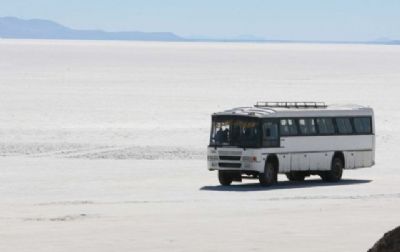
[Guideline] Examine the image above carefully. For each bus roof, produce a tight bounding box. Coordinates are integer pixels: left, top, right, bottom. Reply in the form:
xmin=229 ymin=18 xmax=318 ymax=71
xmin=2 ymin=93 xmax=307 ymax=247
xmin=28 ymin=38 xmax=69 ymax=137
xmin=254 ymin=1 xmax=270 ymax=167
xmin=213 ymin=103 xmax=373 ymax=118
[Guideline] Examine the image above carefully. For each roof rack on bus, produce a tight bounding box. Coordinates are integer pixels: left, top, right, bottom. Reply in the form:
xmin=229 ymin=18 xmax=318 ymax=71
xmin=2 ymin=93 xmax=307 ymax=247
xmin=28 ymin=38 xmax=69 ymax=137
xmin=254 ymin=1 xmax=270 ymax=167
xmin=255 ymin=101 xmax=327 ymax=109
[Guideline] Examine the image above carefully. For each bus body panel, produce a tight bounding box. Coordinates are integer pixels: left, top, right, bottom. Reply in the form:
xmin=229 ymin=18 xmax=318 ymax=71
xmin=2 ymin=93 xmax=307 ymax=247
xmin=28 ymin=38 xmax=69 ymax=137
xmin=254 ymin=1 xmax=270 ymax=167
xmin=277 ymin=153 xmax=291 ymax=172
xmin=207 ymin=147 xmax=374 ymax=173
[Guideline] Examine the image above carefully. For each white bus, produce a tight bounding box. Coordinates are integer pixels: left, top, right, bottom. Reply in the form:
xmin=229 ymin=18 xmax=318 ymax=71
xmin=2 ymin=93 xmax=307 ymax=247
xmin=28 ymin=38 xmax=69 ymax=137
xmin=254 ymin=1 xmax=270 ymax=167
xmin=207 ymin=102 xmax=375 ymax=186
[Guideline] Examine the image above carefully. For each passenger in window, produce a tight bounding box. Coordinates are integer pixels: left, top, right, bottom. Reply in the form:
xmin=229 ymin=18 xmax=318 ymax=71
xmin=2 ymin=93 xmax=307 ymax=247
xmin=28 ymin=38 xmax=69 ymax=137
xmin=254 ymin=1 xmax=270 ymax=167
xmin=222 ymin=128 xmax=229 ymax=142
xmin=215 ymin=128 xmax=224 ymax=143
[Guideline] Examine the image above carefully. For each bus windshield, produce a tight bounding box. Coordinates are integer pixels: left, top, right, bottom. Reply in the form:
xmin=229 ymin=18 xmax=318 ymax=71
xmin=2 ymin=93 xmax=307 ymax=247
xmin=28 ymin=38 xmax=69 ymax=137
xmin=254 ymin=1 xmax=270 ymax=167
xmin=210 ymin=116 xmax=260 ymax=148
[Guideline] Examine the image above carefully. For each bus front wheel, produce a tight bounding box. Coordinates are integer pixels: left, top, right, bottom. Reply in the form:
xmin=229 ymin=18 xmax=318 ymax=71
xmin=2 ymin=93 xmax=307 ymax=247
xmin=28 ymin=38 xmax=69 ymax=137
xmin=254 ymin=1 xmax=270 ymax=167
xmin=259 ymin=161 xmax=277 ymax=186
xmin=218 ymin=171 xmax=233 ymax=186
xmin=321 ymin=157 xmax=343 ymax=182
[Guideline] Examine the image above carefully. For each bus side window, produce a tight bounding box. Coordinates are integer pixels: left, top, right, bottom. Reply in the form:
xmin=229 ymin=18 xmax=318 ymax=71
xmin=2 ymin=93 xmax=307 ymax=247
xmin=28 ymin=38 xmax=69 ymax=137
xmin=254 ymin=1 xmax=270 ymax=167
xmin=336 ymin=118 xmax=353 ymax=134
xmin=299 ymin=118 xmax=316 ymax=135
xmin=316 ymin=118 xmax=335 ymax=135
xmin=280 ymin=119 xmax=298 ymax=136
xmin=354 ymin=117 xmax=372 ymax=134
xmin=263 ymin=121 xmax=279 ymax=147
xmin=280 ymin=119 xmax=289 ymax=136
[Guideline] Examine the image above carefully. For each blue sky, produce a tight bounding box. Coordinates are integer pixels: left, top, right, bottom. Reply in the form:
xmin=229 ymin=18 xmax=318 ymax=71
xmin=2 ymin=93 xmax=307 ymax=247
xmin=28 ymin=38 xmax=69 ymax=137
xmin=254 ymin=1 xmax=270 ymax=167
xmin=1 ymin=0 xmax=399 ymax=41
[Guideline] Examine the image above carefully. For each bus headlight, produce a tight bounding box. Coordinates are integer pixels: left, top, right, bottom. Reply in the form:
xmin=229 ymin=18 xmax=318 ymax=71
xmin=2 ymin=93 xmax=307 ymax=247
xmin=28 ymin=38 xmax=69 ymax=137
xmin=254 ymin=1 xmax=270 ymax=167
xmin=207 ymin=155 xmax=219 ymax=161
xmin=242 ymin=156 xmax=257 ymax=162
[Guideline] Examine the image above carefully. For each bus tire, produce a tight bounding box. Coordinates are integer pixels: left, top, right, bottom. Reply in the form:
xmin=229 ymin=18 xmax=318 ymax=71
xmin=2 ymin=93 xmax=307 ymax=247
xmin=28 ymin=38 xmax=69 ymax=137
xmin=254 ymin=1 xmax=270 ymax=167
xmin=286 ymin=172 xmax=306 ymax=182
xmin=218 ymin=170 xmax=233 ymax=186
xmin=259 ymin=161 xmax=277 ymax=186
xmin=321 ymin=157 xmax=343 ymax=182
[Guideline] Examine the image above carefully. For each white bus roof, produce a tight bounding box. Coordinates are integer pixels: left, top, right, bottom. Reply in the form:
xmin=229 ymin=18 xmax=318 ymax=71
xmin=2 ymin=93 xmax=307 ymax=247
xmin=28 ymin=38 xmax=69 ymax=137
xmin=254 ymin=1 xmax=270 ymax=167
xmin=213 ymin=103 xmax=373 ymax=118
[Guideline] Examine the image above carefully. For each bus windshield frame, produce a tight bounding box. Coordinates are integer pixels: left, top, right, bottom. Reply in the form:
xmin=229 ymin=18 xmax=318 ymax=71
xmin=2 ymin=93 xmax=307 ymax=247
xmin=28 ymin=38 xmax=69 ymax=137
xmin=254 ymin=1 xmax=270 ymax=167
xmin=209 ymin=115 xmax=262 ymax=148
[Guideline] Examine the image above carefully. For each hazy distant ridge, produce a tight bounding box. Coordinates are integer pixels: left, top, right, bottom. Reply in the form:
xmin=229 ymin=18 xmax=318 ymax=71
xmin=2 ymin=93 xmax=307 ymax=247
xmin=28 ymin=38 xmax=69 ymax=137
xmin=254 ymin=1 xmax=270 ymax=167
xmin=0 ymin=17 xmax=184 ymax=41
xmin=0 ymin=16 xmax=399 ymax=44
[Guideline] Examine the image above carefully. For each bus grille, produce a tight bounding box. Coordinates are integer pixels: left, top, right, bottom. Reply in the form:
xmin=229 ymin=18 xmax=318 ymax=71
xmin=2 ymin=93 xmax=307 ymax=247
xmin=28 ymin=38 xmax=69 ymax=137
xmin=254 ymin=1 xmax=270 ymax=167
xmin=219 ymin=156 xmax=241 ymax=161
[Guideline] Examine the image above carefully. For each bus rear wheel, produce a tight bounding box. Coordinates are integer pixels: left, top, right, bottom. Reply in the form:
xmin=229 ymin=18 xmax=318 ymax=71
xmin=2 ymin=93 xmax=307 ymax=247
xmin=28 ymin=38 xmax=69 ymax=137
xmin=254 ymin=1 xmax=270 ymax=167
xmin=286 ymin=172 xmax=306 ymax=182
xmin=321 ymin=157 xmax=343 ymax=182
xmin=218 ymin=170 xmax=233 ymax=186
xmin=259 ymin=161 xmax=277 ymax=186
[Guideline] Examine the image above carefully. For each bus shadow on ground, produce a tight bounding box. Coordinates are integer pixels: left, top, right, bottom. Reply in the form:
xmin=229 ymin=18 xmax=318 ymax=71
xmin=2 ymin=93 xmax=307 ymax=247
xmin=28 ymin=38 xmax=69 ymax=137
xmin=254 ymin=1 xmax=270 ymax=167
xmin=200 ymin=179 xmax=372 ymax=192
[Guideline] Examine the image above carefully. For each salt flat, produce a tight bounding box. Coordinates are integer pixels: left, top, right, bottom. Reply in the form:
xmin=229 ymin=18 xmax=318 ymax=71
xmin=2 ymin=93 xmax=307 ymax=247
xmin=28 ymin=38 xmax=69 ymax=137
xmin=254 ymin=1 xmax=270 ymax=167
xmin=0 ymin=40 xmax=400 ymax=251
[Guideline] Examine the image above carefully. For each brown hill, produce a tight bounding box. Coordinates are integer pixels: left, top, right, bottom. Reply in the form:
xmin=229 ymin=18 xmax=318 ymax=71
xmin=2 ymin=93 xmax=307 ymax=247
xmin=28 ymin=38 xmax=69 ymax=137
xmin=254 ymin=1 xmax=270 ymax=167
xmin=368 ymin=226 xmax=400 ymax=252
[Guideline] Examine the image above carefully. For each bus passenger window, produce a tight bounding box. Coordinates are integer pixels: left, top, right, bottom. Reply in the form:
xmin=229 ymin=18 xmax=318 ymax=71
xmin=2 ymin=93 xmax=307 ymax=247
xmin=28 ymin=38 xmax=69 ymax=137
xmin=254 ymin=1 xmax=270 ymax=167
xmin=280 ymin=119 xmax=298 ymax=136
xmin=354 ymin=117 xmax=371 ymax=134
xmin=336 ymin=118 xmax=353 ymax=134
xmin=298 ymin=118 xmax=316 ymax=135
xmin=316 ymin=118 xmax=335 ymax=134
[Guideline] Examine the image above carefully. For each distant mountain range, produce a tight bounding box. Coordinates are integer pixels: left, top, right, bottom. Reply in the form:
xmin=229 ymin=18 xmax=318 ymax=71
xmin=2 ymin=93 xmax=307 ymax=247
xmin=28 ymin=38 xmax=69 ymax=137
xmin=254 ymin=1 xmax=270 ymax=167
xmin=0 ymin=16 xmax=399 ymax=44
xmin=0 ymin=16 xmax=184 ymax=41
xmin=372 ymin=37 xmax=400 ymax=45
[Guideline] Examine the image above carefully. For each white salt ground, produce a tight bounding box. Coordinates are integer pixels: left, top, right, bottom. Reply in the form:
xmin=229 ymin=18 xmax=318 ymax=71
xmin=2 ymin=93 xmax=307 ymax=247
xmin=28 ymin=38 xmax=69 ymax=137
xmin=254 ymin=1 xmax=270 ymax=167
xmin=0 ymin=40 xmax=399 ymax=251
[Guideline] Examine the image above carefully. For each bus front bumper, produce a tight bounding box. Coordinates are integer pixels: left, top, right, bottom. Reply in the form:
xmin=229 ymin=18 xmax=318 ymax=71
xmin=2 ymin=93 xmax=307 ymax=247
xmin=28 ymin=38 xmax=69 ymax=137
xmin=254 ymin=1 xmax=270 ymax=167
xmin=207 ymin=147 xmax=265 ymax=173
